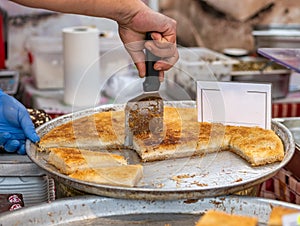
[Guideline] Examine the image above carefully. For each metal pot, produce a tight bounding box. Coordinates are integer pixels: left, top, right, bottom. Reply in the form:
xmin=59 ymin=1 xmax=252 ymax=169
xmin=231 ymin=57 xmax=291 ymax=99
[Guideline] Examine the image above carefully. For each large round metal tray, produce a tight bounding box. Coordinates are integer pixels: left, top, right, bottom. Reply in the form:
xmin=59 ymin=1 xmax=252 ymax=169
xmin=273 ymin=117 xmax=300 ymax=152
xmin=26 ymin=101 xmax=295 ymax=200
xmin=0 ymin=195 xmax=300 ymax=225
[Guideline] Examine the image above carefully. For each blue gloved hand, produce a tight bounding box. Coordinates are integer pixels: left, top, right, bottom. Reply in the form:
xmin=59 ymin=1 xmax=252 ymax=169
xmin=0 ymin=90 xmax=40 ymax=154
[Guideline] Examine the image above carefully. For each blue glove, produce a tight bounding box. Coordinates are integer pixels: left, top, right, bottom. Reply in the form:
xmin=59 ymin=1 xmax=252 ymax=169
xmin=0 ymin=90 xmax=40 ymax=154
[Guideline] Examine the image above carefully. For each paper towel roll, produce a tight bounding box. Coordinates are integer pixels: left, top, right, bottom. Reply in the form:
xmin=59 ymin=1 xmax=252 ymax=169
xmin=63 ymin=26 xmax=101 ymax=107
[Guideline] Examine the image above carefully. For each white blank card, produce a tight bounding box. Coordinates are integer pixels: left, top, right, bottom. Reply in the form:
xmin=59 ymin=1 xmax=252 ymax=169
xmin=196 ymin=81 xmax=272 ymax=129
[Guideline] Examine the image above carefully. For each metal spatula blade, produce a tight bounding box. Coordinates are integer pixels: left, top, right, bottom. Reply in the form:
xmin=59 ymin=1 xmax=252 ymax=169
xmin=125 ymin=33 xmax=164 ymax=146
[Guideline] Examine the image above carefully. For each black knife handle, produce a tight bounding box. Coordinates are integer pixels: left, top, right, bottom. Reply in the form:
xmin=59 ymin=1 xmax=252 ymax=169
xmin=143 ymin=32 xmax=160 ymax=92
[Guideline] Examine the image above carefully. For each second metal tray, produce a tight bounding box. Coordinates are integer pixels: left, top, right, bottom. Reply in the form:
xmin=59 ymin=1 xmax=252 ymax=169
xmin=0 ymin=195 xmax=299 ymax=226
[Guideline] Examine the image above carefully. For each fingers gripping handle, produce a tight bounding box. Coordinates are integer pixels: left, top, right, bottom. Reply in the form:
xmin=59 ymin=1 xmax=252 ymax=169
xmin=143 ymin=32 xmax=161 ymax=92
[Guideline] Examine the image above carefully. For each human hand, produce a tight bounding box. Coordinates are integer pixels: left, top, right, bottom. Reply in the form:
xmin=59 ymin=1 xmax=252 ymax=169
xmin=10 ymin=1 xmax=178 ymax=80
xmin=117 ymin=3 xmax=178 ymax=80
xmin=0 ymin=90 xmax=40 ymax=154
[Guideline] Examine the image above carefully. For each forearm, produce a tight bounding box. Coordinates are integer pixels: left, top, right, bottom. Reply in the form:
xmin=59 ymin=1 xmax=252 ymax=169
xmin=11 ymin=0 xmax=178 ymax=78
xmin=11 ymin=0 xmax=148 ymax=23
